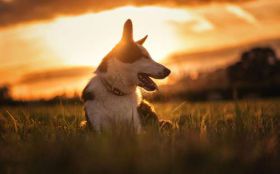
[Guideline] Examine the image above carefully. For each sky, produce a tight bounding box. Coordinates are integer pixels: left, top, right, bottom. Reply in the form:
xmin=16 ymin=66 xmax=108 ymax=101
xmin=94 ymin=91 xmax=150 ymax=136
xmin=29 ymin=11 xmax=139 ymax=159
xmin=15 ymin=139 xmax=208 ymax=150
xmin=0 ymin=0 xmax=280 ymax=99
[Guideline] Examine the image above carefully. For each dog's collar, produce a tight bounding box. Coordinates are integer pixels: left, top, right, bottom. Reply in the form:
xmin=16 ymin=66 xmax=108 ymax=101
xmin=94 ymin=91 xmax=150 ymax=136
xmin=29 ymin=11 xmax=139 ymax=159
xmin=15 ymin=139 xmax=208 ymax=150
xmin=100 ymin=77 xmax=126 ymax=96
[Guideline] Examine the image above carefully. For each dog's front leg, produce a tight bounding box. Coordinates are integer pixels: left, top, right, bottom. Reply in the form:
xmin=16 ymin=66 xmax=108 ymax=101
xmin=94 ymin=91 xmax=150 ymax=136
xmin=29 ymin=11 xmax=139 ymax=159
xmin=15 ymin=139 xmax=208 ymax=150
xmin=91 ymin=116 xmax=101 ymax=133
xmin=85 ymin=105 xmax=102 ymax=133
xmin=133 ymin=112 xmax=142 ymax=134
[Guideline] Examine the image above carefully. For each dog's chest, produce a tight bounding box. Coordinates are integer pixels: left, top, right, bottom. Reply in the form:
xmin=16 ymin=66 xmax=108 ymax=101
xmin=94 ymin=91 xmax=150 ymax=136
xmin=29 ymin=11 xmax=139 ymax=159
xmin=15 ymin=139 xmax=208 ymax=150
xmin=101 ymin=93 xmax=139 ymax=120
xmin=84 ymin=76 xmax=143 ymax=129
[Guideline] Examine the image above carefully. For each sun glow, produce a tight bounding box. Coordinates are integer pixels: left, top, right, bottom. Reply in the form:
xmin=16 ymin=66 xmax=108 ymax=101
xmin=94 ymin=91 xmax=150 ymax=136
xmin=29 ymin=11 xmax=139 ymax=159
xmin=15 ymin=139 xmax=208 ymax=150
xmin=39 ymin=6 xmax=192 ymax=67
xmin=225 ymin=4 xmax=258 ymax=25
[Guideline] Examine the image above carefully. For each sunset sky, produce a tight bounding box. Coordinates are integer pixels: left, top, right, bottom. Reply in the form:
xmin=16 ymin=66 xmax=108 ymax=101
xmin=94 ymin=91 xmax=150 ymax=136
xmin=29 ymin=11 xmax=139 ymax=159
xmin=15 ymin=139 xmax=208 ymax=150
xmin=0 ymin=0 xmax=280 ymax=99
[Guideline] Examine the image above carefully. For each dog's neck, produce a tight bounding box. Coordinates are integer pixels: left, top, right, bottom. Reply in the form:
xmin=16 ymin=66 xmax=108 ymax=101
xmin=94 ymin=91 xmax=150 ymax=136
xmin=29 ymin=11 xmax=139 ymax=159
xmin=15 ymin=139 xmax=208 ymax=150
xmin=100 ymin=77 xmax=126 ymax=96
xmin=97 ymin=58 xmax=137 ymax=95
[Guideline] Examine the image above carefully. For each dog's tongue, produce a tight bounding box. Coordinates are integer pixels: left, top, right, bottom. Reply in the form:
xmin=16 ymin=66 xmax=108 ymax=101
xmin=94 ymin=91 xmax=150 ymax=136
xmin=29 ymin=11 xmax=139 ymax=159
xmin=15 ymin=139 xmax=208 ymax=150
xmin=138 ymin=73 xmax=157 ymax=91
xmin=143 ymin=78 xmax=157 ymax=91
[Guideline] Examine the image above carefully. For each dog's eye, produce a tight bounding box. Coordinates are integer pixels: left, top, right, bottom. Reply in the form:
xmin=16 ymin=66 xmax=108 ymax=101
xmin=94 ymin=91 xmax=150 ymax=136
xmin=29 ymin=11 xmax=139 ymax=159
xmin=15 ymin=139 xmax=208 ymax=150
xmin=142 ymin=53 xmax=151 ymax=59
xmin=144 ymin=56 xmax=151 ymax=59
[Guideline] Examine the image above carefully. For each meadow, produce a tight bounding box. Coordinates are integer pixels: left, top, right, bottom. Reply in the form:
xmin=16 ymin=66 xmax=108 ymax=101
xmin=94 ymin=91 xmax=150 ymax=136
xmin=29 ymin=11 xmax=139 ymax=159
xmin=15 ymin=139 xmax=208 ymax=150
xmin=0 ymin=99 xmax=279 ymax=174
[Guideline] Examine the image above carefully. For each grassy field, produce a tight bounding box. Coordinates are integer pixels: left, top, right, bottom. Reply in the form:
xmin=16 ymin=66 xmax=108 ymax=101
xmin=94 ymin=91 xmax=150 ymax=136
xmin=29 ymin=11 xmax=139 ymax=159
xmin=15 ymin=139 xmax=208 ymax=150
xmin=0 ymin=99 xmax=280 ymax=174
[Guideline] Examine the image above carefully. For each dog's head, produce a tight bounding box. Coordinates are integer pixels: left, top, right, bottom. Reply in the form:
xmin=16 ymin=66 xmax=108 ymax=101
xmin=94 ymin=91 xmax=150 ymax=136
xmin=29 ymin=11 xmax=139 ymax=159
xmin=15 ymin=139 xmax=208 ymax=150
xmin=97 ymin=19 xmax=170 ymax=91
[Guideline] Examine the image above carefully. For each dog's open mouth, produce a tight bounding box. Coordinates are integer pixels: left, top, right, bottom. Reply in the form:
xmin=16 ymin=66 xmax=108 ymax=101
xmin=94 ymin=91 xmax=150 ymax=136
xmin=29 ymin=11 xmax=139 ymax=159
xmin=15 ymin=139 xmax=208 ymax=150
xmin=137 ymin=73 xmax=157 ymax=91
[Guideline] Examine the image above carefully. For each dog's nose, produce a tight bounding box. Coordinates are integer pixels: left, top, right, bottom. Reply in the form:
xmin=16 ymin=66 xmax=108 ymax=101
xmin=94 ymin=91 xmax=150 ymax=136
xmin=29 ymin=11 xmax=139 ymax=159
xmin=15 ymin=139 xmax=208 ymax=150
xmin=163 ymin=67 xmax=171 ymax=77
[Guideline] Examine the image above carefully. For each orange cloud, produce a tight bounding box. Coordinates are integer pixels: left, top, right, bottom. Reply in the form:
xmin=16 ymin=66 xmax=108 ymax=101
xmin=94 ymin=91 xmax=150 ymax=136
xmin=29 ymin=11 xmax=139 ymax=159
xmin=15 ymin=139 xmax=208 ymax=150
xmin=0 ymin=0 xmax=250 ymax=28
xmin=17 ymin=66 xmax=93 ymax=85
xmin=11 ymin=66 xmax=94 ymax=99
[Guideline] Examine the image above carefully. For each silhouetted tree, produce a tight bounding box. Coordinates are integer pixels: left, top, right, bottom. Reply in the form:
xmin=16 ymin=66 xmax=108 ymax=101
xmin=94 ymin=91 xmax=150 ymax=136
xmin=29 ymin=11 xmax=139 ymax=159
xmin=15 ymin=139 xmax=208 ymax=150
xmin=0 ymin=85 xmax=12 ymax=103
xmin=227 ymin=47 xmax=279 ymax=85
xmin=226 ymin=47 xmax=280 ymax=99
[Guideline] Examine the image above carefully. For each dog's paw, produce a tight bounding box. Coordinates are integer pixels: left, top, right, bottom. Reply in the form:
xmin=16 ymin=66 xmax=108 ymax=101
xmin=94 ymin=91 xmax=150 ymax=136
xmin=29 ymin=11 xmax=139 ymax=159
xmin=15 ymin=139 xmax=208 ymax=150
xmin=137 ymin=100 xmax=159 ymax=128
xmin=159 ymin=119 xmax=173 ymax=131
xmin=79 ymin=120 xmax=88 ymax=129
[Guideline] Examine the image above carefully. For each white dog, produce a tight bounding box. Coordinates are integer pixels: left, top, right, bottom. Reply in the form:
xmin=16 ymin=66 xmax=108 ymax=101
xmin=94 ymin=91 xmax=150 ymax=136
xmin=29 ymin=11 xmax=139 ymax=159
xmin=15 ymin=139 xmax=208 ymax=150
xmin=82 ymin=19 xmax=170 ymax=133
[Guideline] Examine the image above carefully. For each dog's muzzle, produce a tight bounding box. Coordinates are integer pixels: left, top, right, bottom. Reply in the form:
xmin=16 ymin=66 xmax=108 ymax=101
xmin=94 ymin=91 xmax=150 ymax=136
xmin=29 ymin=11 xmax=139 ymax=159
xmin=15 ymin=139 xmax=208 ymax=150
xmin=137 ymin=67 xmax=171 ymax=91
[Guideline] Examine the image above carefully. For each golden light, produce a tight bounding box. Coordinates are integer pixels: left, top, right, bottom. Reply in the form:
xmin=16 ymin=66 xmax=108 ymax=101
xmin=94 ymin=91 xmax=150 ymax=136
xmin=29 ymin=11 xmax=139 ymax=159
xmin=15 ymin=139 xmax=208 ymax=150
xmin=38 ymin=6 xmax=193 ymax=67
xmin=225 ymin=4 xmax=258 ymax=25
xmin=1 ymin=1 xmax=279 ymax=100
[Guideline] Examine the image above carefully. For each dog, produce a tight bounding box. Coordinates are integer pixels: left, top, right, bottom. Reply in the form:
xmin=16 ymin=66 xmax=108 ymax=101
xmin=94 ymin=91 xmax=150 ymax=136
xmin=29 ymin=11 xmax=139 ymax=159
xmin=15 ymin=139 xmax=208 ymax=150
xmin=82 ymin=19 xmax=170 ymax=133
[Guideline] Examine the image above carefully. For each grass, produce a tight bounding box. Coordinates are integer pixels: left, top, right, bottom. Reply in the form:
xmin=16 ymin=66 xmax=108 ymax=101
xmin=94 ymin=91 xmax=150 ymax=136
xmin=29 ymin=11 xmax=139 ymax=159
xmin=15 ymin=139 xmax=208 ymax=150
xmin=0 ymin=99 xmax=280 ymax=174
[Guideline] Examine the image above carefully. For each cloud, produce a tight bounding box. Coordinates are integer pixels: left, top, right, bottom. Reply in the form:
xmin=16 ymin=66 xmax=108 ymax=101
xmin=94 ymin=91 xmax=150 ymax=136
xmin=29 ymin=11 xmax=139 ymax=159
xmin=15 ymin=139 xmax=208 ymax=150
xmin=225 ymin=4 xmax=258 ymax=24
xmin=164 ymin=37 xmax=280 ymax=72
xmin=0 ymin=0 xmax=249 ymax=28
xmin=17 ymin=66 xmax=93 ymax=85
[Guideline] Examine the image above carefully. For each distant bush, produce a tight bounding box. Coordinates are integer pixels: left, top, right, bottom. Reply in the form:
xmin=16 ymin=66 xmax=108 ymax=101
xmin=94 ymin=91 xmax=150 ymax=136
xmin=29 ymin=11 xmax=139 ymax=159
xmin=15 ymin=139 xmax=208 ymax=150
xmin=0 ymin=85 xmax=13 ymax=104
xmin=151 ymin=47 xmax=280 ymax=101
xmin=227 ymin=47 xmax=280 ymax=86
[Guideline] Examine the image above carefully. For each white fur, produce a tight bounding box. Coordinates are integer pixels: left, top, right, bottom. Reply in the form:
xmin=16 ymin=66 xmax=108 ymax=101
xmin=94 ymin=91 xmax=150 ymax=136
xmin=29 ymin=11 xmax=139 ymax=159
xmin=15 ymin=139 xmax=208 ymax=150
xmin=83 ymin=40 xmax=168 ymax=133
xmin=84 ymin=76 xmax=142 ymax=132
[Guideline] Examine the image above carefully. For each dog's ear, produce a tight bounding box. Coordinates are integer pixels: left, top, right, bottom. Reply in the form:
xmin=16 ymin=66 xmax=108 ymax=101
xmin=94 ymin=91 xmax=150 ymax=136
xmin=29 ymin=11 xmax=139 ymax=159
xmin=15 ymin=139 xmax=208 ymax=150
xmin=121 ymin=19 xmax=133 ymax=42
xmin=136 ymin=35 xmax=148 ymax=45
